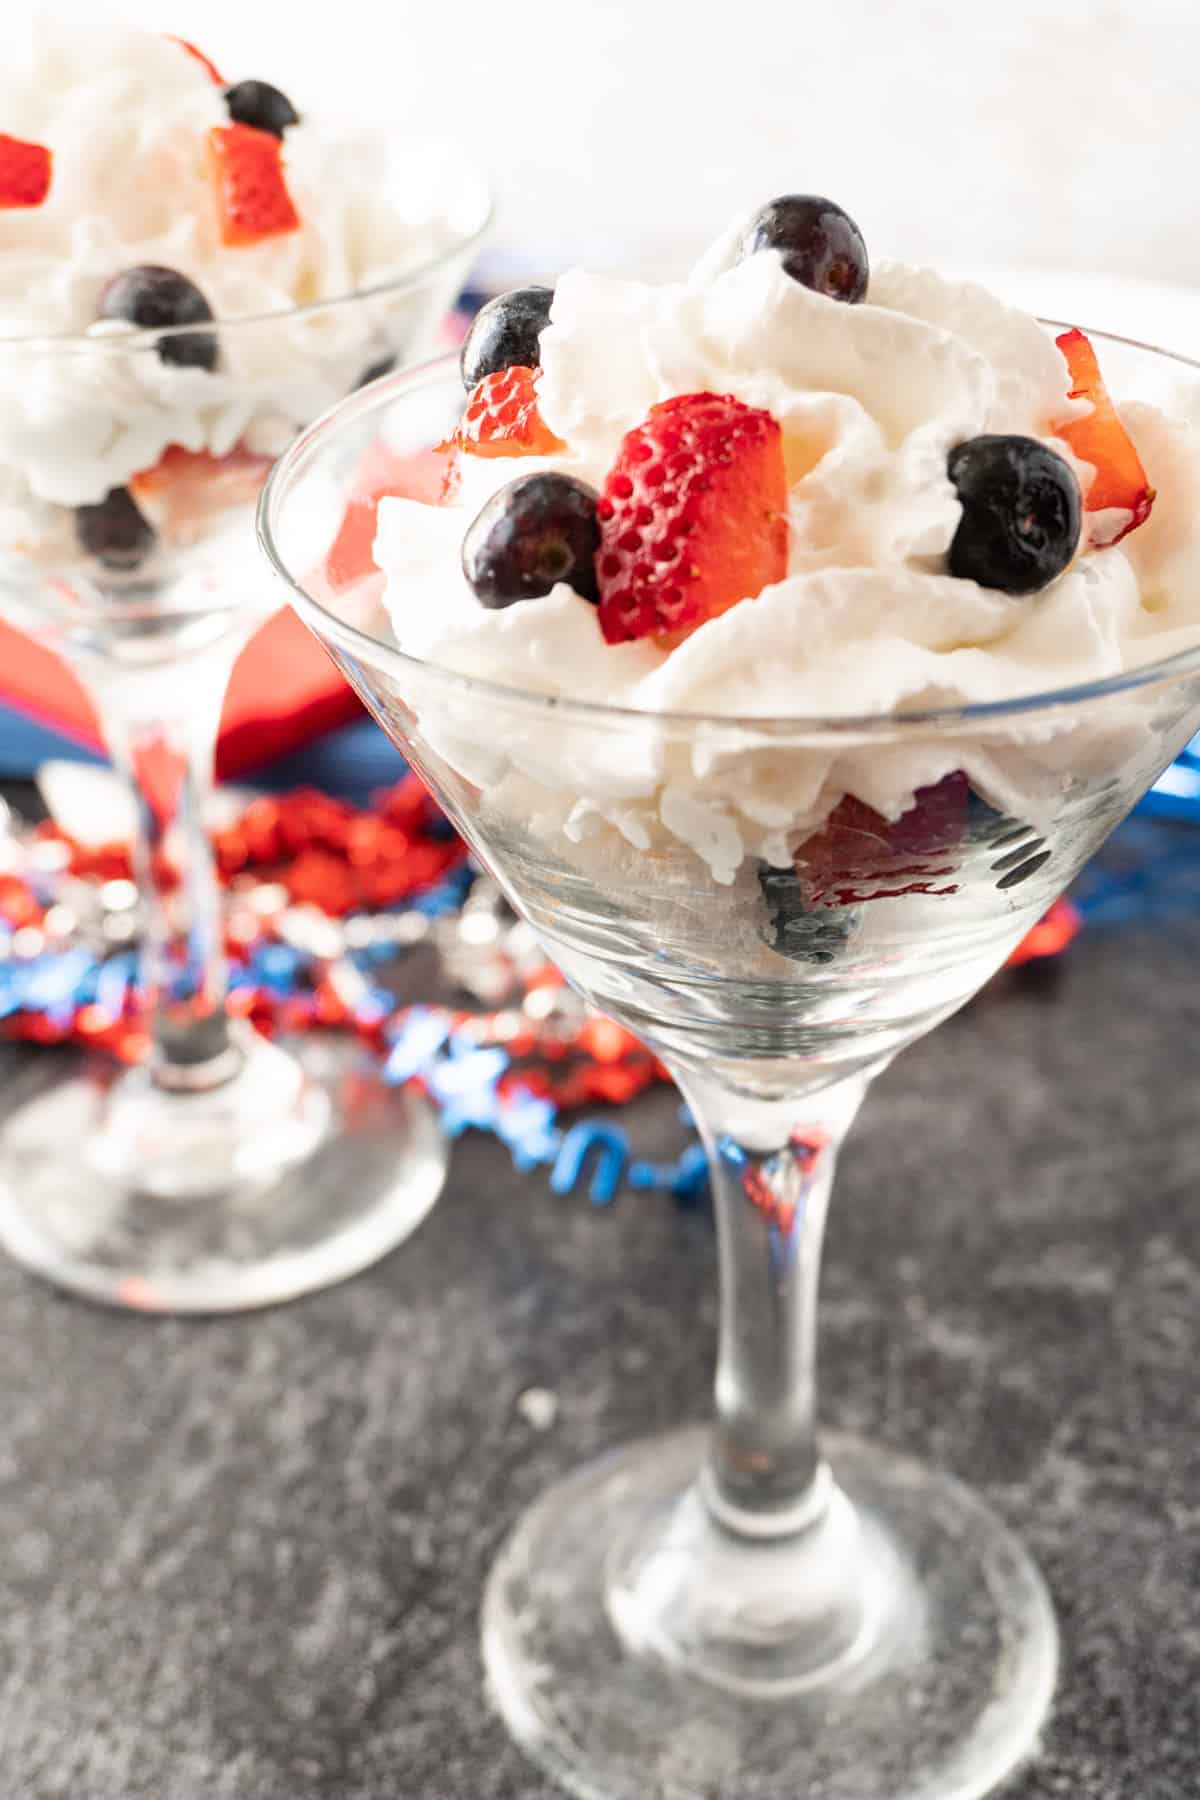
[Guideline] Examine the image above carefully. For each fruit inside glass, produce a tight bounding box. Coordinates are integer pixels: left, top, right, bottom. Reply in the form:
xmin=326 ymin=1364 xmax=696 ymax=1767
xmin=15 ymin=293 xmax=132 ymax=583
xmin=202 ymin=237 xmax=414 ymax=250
xmin=0 ymin=144 xmax=491 ymax=1315
xmin=259 ymin=338 xmax=1200 ymax=1800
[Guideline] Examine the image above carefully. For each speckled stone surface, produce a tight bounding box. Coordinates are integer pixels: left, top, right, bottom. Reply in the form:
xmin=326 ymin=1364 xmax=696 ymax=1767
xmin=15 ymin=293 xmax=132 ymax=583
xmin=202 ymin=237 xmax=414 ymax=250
xmin=0 ymin=918 xmax=1198 ymax=1799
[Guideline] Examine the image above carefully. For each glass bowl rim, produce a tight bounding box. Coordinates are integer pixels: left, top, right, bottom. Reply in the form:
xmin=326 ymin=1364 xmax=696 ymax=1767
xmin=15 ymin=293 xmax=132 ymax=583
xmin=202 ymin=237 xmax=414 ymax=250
xmin=258 ymin=324 xmax=1200 ymax=742
xmin=0 ymin=155 xmax=494 ymax=357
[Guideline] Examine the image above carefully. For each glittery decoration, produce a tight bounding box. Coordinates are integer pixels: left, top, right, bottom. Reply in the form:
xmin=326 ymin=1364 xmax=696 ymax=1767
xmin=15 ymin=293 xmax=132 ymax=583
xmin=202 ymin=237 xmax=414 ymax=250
xmin=550 ymin=1123 xmax=632 ymax=1206
xmin=0 ymin=776 xmax=676 ymax=1195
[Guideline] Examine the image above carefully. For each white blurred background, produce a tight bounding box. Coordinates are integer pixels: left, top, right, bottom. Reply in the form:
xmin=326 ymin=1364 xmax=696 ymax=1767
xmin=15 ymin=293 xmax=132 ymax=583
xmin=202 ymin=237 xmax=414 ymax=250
xmin=53 ymin=0 xmax=1200 ymax=347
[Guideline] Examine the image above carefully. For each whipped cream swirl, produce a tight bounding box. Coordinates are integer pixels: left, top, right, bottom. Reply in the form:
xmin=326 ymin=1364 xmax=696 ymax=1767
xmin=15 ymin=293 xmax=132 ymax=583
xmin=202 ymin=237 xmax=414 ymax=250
xmin=375 ymin=229 xmax=1200 ymax=878
xmin=0 ymin=15 xmax=476 ymax=545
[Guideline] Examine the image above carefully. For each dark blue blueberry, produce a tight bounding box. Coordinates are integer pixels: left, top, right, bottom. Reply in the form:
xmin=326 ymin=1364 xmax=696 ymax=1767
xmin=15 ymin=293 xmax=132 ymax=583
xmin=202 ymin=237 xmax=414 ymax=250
xmin=98 ymin=265 xmax=217 ymax=372
xmin=355 ymin=353 xmax=397 ymax=391
xmin=948 ymin=435 xmax=1080 ymax=596
xmin=460 ymin=286 xmax=555 ymax=390
xmin=223 ymin=79 xmax=300 ymax=138
xmin=738 ymin=196 xmax=869 ymax=303
xmin=74 ymin=488 xmax=156 ymax=571
xmin=462 ymin=472 xmax=601 ymax=609
xmin=756 ymin=863 xmax=856 ymax=964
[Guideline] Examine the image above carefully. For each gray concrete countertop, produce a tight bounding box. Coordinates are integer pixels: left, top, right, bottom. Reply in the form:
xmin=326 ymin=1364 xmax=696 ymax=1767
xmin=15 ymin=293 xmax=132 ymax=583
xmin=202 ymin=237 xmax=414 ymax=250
xmin=0 ymin=917 xmax=1197 ymax=1798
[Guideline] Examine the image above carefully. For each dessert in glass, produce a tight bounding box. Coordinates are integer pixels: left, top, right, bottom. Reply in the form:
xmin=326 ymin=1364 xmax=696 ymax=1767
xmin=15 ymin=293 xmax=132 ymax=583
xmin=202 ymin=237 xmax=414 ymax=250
xmin=0 ymin=18 xmax=491 ymax=1312
xmin=260 ymin=193 xmax=1200 ymax=1798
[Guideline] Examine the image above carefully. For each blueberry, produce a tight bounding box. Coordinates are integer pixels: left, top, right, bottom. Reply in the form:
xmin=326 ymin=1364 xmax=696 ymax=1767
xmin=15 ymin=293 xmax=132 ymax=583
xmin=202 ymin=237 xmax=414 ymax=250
xmin=462 ymin=473 xmax=600 ymax=609
xmin=947 ymin=435 xmax=1080 ymax=596
xmin=738 ymin=196 xmax=869 ymax=303
xmin=223 ymin=79 xmax=300 ymax=138
xmin=74 ymin=488 xmax=156 ymax=571
xmin=460 ymin=286 xmax=555 ymax=391
xmin=355 ymin=353 xmax=396 ymax=391
xmin=756 ymin=863 xmax=857 ymax=964
xmin=98 ymin=265 xmax=217 ymax=372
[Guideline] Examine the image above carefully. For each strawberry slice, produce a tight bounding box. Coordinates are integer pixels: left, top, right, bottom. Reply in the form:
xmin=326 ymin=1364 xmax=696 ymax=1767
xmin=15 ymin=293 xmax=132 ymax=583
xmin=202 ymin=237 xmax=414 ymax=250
xmin=207 ymin=123 xmax=300 ymax=247
xmin=443 ymin=366 xmax=565 ymax=461
xmin=0 ymin=134 xmax=52 ymax=209
xmin=795 ymin=773 xmax=969 ymax=907
xmin=326 ymin=445 xmax=447 ymax=589
xmin=165 ymin=35 xmax=225 ymax=84
xmin=1054 ymin=328 xmax=1154 ymax=547
xmin=595 ymin=391 xmax=788 ymax=646
xmin=130 ymin=444 xmax=271 ymax=542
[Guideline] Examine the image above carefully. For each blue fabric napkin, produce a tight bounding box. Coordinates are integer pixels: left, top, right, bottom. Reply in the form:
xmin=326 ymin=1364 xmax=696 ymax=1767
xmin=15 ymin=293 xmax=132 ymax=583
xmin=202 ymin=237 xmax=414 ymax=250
xmin=0 ymin=706 xmax=407 ymax=805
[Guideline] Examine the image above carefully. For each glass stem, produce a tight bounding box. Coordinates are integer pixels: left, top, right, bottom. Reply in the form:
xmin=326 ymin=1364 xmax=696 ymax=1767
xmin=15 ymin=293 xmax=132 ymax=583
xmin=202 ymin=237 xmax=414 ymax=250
xmin=94 ymin=657 xmax=238 ymax=1088
xmin=673 ymin=1066 xmax=874 ymax=1540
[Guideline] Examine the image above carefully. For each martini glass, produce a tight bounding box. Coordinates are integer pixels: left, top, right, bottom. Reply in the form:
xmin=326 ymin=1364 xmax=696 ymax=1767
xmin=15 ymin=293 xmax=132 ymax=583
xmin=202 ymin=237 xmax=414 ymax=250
xmin=260 ymin=341 xmax=1200 ymax=1799
xmin=0 ymin=154 xmax=491 ymax=1314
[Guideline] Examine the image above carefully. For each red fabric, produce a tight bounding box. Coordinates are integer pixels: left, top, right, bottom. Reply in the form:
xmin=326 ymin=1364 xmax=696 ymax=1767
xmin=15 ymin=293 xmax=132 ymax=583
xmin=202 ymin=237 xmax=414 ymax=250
xmin=0 ymin=606 xmax=362 ymax=778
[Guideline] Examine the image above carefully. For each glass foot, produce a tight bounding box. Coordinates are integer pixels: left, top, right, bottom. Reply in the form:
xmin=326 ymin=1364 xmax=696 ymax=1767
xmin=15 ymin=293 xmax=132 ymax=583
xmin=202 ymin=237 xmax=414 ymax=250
xmin=483 ymin=1426 xmax=1057 ymax=1800
xmin=0 ymin=1029 xmax=446 ymax=1313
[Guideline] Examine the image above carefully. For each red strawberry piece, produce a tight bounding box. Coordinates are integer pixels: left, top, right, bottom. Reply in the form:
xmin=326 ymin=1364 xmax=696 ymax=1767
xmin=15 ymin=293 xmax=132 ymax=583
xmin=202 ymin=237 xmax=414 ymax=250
xmin=326 ymin=446 xmax=448 ymax=589
xmin=795 ymin=772 xmax=969 ymax=907
xmin=130 ymin=443 xmax=271 ymax=540
xmin=207 ymin=123 xmax=300 ymax=247
xmin=0 ymin=134 xmax=52 ymax=209
xmin=442 ymin=366 xmax=565 ymax=462
xmin=595 ymin=391 xmax=789 ymax=646
xmin=165 ymin=35 xmax=225 ymax=84
xmin=1054 ymin=328 xmax=1154 ymax=547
